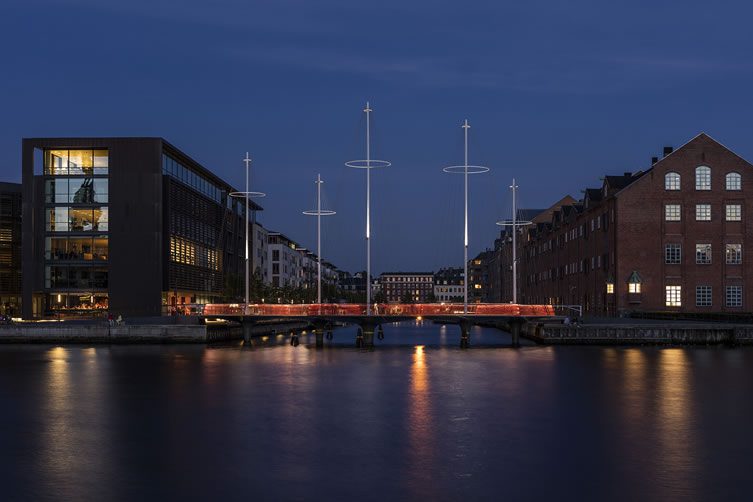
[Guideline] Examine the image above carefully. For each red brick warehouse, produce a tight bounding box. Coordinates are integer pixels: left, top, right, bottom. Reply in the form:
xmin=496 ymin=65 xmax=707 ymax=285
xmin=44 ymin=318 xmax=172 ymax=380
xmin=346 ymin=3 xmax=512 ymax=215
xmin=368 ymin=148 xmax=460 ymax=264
xmin=518 ymin=133 xmax=753 ymax=316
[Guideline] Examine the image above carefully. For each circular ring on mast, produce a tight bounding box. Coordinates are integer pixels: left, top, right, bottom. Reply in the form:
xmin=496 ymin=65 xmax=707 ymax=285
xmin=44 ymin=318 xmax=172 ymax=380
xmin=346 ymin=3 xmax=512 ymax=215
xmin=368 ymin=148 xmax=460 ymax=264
xmin=345 ymin=159 xmax=391 ymax=169
xmin=229 ymin=191 xmax=266 ymax=198
xmin=302 ymin=209 xmax=337 ymax=216
xmin=496 ymin=219 xmax=532 ymax=226
xmin=442 ymin=165 xmax=490 ymax=174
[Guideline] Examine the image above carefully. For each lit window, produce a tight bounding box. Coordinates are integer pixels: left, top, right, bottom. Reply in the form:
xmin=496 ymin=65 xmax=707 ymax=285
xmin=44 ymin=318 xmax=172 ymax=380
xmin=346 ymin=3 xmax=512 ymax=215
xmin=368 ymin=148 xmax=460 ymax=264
xmin=696 ymin=243 xmax=712 ymax=264
xmin=628 ymin=271 xmax=642 ymax=294
xmin=665 ymin=285 xmax=682 ymax=307
xmin=726 ymin=172 xmax=741 ymax=191
xmin=696 ymin=286 xmax=712 ymax=307
xmin=696 ymin=204 xmax=711 ymax=221
xmin=665 ymin=172 xmax=681 ymax=190
xmin=695 ymin=166 xmax=711 ymax=190
xmin=665 ymin=204 xmax=681 ymax=221
xmin=665 ymin=243 xmax=681 ymax=264
xmin=726 ymin=286 xmax=743 ymax=307
xmin=726 ymin=204 xmax=742 ymax=221
xmin=606 ymin=283 xmax=614 ymax=294
xmin=726 ymin=244 xmax=742 ymax=265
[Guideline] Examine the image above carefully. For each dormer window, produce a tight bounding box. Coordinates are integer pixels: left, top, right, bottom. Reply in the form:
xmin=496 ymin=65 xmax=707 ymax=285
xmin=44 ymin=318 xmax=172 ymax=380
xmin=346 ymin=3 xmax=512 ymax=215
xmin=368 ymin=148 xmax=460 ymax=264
xmin=627 ymin=271 xmax=642 ymax=294
xmin=665 ymin=172 xmax=680 ymax=190
xmin=695 ymin=166 xmax=711 ymax=190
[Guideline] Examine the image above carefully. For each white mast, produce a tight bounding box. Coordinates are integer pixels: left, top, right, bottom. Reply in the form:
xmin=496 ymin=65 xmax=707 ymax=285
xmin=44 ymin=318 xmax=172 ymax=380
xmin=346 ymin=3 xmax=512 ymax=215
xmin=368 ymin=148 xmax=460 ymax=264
xmin=230 ymin=153 xmax=265 ymax=313
xmin=303 ymin=174 xmax=336 ymax=306
xmin=443 ymin=120 xmax=489 ymax=313
xmin=346 ymin=102 xmax=390 ymax=315
xmin=497 ymin=178 xmax=531 ymax=304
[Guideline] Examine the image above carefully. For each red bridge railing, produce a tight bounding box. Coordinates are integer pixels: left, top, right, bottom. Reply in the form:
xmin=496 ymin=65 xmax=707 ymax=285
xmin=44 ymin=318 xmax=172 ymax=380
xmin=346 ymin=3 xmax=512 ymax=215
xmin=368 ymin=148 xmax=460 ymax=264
xmin=203 ymin=303 xmax=555 ymax=317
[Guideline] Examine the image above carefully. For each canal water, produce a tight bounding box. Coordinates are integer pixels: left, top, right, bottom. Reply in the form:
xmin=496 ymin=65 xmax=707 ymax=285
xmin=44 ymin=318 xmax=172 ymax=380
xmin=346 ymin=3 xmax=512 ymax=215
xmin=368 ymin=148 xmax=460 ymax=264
xmin=1 ymin=321 xmax=752 ymax=501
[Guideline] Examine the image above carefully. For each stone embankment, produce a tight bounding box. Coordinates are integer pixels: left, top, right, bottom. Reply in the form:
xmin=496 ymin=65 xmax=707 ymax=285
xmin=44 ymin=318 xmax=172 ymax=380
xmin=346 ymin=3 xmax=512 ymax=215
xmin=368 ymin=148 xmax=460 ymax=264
xmin=0 ymin=319 xmax=312 ymax=344
xmin=525 ymin=322 xmax=753 ymax=345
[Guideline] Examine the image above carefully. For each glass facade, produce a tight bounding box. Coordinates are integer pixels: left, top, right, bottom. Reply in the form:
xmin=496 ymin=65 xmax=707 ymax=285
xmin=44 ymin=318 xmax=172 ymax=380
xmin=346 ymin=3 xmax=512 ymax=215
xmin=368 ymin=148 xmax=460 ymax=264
xmin=43 ymin=149 xmax=109 ymax=312
xmin=162 ymin=154 xmax=223 ymax=203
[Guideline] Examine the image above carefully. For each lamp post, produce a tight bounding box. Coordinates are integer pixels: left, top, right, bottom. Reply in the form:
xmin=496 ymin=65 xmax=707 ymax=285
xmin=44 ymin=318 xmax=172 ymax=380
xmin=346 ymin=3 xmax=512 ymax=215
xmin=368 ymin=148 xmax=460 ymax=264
xmin=496 ymin=178 xmax=531 ymax=304
xmin=229 ymin=152 xmax=265 ymax=312
xmin=303 ymin=174 xmax=336 ymax=306
xmin=442 ymin=119 xmax=489 ymax=313
xmin=346 ymin=102 xmax=390 ymax=315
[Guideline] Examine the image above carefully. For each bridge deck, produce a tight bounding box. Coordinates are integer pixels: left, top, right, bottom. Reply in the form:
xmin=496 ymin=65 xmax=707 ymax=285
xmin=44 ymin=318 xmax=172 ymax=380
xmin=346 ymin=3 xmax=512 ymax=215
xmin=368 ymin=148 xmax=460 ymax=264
xmin=203 ymin=303 xmax=555 ymax=318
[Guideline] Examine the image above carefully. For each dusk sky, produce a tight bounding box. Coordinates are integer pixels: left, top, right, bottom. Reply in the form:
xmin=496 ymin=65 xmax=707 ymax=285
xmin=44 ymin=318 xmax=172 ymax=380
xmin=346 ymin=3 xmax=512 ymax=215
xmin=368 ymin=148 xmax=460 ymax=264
xmin=3 ymin=0 xmax=753 ymax=274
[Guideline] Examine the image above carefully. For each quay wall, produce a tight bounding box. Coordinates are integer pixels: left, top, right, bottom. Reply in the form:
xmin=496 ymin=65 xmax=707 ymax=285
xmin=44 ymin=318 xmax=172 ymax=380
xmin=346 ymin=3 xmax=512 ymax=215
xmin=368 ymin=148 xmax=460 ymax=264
xmin=524 ymin=323 xmax=753 ymax=345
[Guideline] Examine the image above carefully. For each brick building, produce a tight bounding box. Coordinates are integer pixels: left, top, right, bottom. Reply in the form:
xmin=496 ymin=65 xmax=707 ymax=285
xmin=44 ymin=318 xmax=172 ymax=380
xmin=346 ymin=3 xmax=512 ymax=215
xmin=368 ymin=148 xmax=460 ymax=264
xmin=380 ymin=272 xmax=434 ymax=303
xmin=518 ymin=133 xmax=753 ymax=315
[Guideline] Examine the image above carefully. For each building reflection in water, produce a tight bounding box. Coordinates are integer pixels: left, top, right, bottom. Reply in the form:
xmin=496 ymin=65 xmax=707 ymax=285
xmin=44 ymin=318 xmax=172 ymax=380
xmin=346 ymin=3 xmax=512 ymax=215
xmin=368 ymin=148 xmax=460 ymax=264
xmin=407 ymin=345 xmax=437 ymax=497
xmin=656 ymin=349 xmax=697 ymax=497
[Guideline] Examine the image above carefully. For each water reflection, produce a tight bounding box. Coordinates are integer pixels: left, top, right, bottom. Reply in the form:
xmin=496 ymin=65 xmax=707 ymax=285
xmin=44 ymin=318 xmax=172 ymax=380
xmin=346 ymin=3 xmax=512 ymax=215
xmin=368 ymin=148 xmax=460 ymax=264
xmin=407 ymin=345 xmax=437 ymax=497
xmin=657 ymin=349 xmax=697 ymax=498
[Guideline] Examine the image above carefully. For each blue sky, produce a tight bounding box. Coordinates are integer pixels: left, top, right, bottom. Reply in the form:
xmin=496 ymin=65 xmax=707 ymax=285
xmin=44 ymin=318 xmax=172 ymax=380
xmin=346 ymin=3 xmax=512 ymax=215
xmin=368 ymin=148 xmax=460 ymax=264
xmin=3 ymin=0 xmax=753 ymax=273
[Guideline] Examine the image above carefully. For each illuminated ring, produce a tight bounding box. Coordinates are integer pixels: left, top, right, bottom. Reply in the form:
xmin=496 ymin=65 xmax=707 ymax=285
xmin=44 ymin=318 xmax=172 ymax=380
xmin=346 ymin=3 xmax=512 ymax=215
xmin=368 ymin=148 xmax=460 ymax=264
xmin=345 ymin=159 xmax=391 ymax=169
xmin=229 ymin=191 xmax=266 ymax=198
xmin=443 ymin=165 xmax=489 ymax=174
xmin=496 ymin=219 xmax=532 ymax=226
xmin=302 ymin=210 xmax=336 ymax=216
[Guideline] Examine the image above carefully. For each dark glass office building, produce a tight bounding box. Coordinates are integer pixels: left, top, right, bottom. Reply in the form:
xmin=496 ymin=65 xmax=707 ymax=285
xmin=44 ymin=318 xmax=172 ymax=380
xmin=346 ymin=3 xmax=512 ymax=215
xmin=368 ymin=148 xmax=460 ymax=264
xmin=22 ymin=138 xmax=261 ymax=318
xmin=0 ymin=182 xmax=22 ymax=316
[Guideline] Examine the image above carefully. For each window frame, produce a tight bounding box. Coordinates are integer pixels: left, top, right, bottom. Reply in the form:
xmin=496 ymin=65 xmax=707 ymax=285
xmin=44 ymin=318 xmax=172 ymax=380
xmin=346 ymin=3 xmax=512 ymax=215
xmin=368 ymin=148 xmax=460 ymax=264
xmin=695 ymin=166 xmax=711 ymax=190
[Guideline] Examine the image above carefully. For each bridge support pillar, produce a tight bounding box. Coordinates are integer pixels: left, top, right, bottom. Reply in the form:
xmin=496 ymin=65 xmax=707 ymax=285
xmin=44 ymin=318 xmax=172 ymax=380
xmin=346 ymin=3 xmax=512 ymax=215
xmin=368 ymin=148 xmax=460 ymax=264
xmin=459 ymin=320 xmax=472 ymax=349
xmin=509 ymin=319 xmax=525 ymax=348
xmin=314 ymin=328 xmax=324 ymax=348
xmin=356 ymin=321 xmax=377 ymax=349
xmin=242 ymin=320 xmax=253 ymax=344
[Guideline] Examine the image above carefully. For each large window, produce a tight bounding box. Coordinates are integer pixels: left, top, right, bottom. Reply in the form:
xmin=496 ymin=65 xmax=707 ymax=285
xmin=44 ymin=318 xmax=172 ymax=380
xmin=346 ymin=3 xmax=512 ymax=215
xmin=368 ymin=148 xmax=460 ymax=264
xmin=43 ymin=148 xmax=109 ymax=310
xmin=664 ymin=243 xmax=681 ymax=264
xmin=726 ymin=286 xmax=742 ymax=307
xmin=696 ymin=244 xmax=712 ymax=264
xmin=726 ymin=172 xmax=741 ymax=191
xmin=726 ymin=244 xmax=742 ymax=264
xmin=44 ymin=149 xmax=108 ymax=175
xmin=696 ymin=286 xmax=712 ymax=307
xmin=665 ymin=285 xmax=682 ymax=307
xmin=665 ymin=172 xmax=681 ymax=190
xmin=665 ymin=204 xmax=681 ymax=221
xmin=726 ymin=204 xmax=742 ymax=221
xmin=696 ymin=204 xmax=711 ymax=221
xmin=695 ymin=166 xmax=711 ymax=190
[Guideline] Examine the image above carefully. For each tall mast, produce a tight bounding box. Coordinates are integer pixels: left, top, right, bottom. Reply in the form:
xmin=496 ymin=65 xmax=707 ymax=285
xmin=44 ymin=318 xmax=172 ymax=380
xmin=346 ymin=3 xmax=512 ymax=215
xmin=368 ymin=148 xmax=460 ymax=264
xmin=511 ymin=178 xmax=517 ymax=304
xmin=346 ymin=102 xmax=390 ymax=315
xmin=443 ymin=120 xmax=488 ymax=314
xmin=303 ymin=176 xmax=336 ymax=308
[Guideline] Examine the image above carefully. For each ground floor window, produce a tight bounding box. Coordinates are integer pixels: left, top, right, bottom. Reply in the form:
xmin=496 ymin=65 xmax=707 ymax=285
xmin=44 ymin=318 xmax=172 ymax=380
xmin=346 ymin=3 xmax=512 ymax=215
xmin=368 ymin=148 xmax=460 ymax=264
xmin=695 ymin=285 xmax=712 ymax=307
xmin=665 ymin=285 xmax=682 ymax=307
xmin=726 ymin=286 xmax=742 ymax=307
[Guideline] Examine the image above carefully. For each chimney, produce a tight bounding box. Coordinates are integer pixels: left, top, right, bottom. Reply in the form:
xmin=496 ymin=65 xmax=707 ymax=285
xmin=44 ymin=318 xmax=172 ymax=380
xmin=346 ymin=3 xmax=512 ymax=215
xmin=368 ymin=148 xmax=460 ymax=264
xmin=651 ymin=156 xmax=658 ymax=165
xmin=663 ymin=146 xmax=673 ymax=157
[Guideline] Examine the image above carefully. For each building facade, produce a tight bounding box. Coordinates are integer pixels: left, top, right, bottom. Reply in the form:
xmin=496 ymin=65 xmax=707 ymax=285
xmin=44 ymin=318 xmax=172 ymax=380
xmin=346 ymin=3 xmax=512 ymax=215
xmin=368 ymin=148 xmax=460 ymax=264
xmin=380 ymin=272 xmax=434 ymax=303
xmin=433 ymin=267 xmax=464 ymax=302
xmin=22 ymin=138 xmax=262 ymax=318
xmin=519 ymin=133 xmax=753 ymax=315
xmin=0 ymin=183 xmax=22 ymax=316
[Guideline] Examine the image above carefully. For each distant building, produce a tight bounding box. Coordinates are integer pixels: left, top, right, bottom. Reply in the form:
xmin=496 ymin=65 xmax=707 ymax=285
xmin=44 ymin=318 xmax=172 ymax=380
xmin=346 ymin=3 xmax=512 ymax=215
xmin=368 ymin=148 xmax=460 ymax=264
xmin=0 ymin=182 xmax=21 ymax=316
xmin=433 ymin=267 xmax=464 ymax=303
xmin=380 ymin=272 xmax=434 ymax=303
xmin=468 ymin=251 xmax=493 ymax=302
